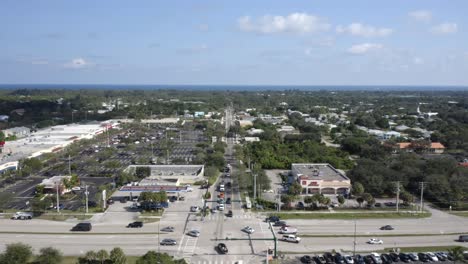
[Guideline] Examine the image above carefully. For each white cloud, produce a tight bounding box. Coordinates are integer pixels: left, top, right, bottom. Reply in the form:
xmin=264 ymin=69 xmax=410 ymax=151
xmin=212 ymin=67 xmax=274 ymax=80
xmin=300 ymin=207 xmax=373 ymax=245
xmin=413 ymin=57 xmax=424 ymax=65
xmin=31 ymin=59 xmax=49 ymax=65
xmin=304 ymin=48 xmax=312 ymax=56
xmin=348 ymin=43 xmax=383 ymax=54
xmin=197 ymin=24 xmax=209 ymax=31
xmin=408 ymin=10 xmax=432 ymax=23
xmin=63 ymin=58 xmax=89 ymax=69
xmin=336 ymin=23 xmax=393 ymax=37
xmin=177 ymin=44 xmax=210 ymax=54
xmin=431 ymin=23 xmax=458 ymax=34
xmin=238 ymin=13 xmax=330 ymax=34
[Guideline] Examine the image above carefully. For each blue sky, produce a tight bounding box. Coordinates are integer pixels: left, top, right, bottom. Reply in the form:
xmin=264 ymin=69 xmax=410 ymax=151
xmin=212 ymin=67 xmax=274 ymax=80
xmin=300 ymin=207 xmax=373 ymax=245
xmin=1 ymin=0 xmax=467 ymax=85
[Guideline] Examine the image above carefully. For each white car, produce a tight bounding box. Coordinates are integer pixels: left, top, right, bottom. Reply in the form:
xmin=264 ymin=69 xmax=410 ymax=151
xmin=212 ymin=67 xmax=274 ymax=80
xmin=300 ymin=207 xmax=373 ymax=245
xmin=242 ymin=226 xmax=255 ymax=234
xmin=367 ymin=238 xmax=383 ymax=244
xmin=187 ymin=230 xmax=200 ymax=237
xmin=190 ymin=206 xmax=200 ymax=212
xmin=426 ymin=252 xmax=438 ymax=262
xmin=278 ymin=226 xmax=298 ymax=234
xmin=344 ymin=255 xmax=354 ymax=264
xmin=280 ymin=234 xmax=301 ymax=243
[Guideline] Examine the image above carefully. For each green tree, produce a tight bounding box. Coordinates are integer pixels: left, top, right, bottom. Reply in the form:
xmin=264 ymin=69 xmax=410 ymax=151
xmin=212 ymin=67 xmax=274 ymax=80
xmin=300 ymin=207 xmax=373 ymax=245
xmin=448 ymin=246 xmax=468 ymax=264
xmin=400 ymin=191 xmax=414 ymax=204
xmin=337 ymin=195 xmax=345 ymax=206
xmin=96 ymin=249 xmax=109 ymax=264
xmin=136 ymin=251 xmax=179 ymax=264
xmin=356 ymin=197 xmax=364 ymax=208
xmin=36 ymin=247 xmax=63 ymax=264
xmin=0 ymin=243 xmax=33 ymax=264
xmin=135 ymin=167 xmax=151 ymax=178
xmin=352 ymin=182 xmax=365 ymax=196
xmin=304 ymin=196 xmax=314 ymax=209
xmin=83 ymin=250 xmax=97 ymax=263
xmin=288 ymin=182 xmax=303 ymax=196
xmin=110 ymin=247 xmax=126 ymax=264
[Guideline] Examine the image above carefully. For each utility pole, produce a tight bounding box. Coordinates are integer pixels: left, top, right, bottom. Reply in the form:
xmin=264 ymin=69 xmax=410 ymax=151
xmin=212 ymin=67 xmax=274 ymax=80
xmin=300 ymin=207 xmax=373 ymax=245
xmin=395 ymin=181 xmax=400 ymax=213
xmin=85 ymin=185 xmax=89 ymax=214
xmin=353 ymin=218 xmax=357 ymax=257
xmin=56 ymin=183 xmax=60 ymax=213
xmin=253 ymin=173 xmax=257 ymax=202
xmin=419 ymin=182 xmax=425 ymax=212
xmin=68 ymin=155 xmax=71 ymax=176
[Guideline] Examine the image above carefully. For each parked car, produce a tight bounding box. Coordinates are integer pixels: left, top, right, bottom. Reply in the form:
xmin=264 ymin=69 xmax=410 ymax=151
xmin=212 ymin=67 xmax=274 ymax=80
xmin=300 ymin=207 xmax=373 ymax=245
xmin=380 ymin=225 xmax=394 ymax=230
xmin=127 ymin=221 xmax=143 ymax=228
xmin=344 ymin=254 xmax=354 ymax=264
xmin=435 ymin=252 xmax=447 ymax=261
xmin=301 ymin=255 xmax=313 ymax=264
xmin=335 ymin=253 xmax=345 ymax=264
xmin=398 ymin=253 xmax=410 ymax=263
xmin=408 ymin=253 xmax=419 ymax=262
xmin=389 ymin=252 xmax=400 ymax=262
xmin=71 ymin=222 xmax=92 ymax=232
xmin=323 ymin=253 xmax=334 ymax=264
xmin=160 ymin=226 xmax=175 ymax=232
xmin=370 ymin=253 xmax=383 ymax=264
xmin=380 ymin=253 xmax=392 ymax=264
xmin=242 ymin=226 xmax=255 ymax=234
xmin=226 ymin=198 xmax=231 ymax=204
xmin=314 ymin=255 xmax=327 ymax=264
xmin=187 ymin=230 xmax=200 ymax=237
xmin=297 ymin=201 xmax=305 ymax=209
xmin=354 ymin=254 xmax=365 ymax=264
xmin=160 ymin=238 xmax=177 ymax=246
xmin=425 ymin=252 xmax=438 ymax=262
xmin=190 ymin=206 xmax=200 ymax=212
xmin=216 ymin=243 xmax=228 ymax=254
xmin=367 ymin=238 xmax=384 ymax=244
xmin=418 ymin=253 xmax=429 ymax=262
xmin=226 ymin=210 xmax=233 ymax=217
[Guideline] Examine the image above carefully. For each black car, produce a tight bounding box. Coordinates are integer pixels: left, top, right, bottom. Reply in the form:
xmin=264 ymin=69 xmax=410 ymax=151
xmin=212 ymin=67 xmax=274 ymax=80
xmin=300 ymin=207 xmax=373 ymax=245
xmin=226 ymin=210 xmax=233 ymax=217
xmin=363 ymin=255 xmax=373 ymax=264
xmin=335 ymin=253 xmax=345 ymax=264
xmin=160 ymin=238 xmax=177 ymax=245
xmin=398 ymin=253 xmax=410 ymax=263
xmin=297 ymin=201 xmax=305 ymax=209
xmin=314 ymin=255 xmax=327 ymax=264
xmin=380 ymin=254 xmax=392 ymax=264
xmin=127 ymin=221 xmax=143 ymax=228
xmin=300 ymin=255 xmax=313 ymax=264
xmin=435 ymin=252 xmax=446 ymax=261
xmin=71 ymin=222 xmax=92 ymax=231
xmin=389 ymin=253 xmax=400 ymax=262
xmin=266 ymin=216 xmax=280 ymax=222
xmin=323 ymin=253 xmax=335 ymax=264
xmin=354 ymin=255 xmax=365 ymax=264
xmin=273 ymin=220 xmax=287 ymax=226
xmin=380 ymin=225 xmax=395 ymax=230
xmin=418 ymin=253 xmax=429 ymax=262
xmin=226 ymin=198 xmax=232 ymax=204
xmin=216 ymin=243 xmax=228 ymax=254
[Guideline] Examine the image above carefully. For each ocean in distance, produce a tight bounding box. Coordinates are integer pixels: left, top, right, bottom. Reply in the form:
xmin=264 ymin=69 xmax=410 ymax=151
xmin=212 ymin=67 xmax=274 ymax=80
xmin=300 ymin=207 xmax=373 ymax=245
xmin=0 ymin=84 xmax=467 ymax=91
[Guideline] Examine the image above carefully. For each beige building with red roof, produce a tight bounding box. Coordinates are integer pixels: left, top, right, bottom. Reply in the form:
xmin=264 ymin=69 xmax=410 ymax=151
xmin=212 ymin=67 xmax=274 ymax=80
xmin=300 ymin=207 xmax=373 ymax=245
xmin=292 ymin=163 xmax=351 ymax=195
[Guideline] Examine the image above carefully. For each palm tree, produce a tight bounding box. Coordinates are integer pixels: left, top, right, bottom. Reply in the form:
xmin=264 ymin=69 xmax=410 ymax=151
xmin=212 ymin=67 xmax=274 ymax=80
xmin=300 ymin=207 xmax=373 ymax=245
xmin=448 ymin=246 xmax=467 ymax=264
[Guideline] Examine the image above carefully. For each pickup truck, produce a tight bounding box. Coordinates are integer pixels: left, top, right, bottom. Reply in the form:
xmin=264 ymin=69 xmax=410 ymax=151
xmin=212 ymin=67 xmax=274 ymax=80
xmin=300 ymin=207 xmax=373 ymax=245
xmin=278 ymin=227 xmax=298 ymax=234
xmin=280 ymin=234 xmax=301 ymax=243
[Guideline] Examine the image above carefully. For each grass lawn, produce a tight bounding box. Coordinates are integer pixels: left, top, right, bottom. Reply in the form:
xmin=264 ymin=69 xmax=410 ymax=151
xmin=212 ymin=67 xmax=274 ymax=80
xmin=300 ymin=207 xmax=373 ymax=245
xmin=272 ymin=211 xmax=431 ymax=220
xmin=382 ymin=245 xmax=468 ymax=253
xmin=61 ymin=256 xmax=139 ymax=264
xmin=37 ymin=214 xmax=92 ymax=221
xmin=450 ymin=211 xmax=468 ymax=217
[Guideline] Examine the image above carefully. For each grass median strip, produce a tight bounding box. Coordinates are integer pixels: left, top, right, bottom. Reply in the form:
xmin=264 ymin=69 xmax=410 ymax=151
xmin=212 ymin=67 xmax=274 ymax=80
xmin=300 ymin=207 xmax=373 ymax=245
xmin=300 ymin=232 xmax=464 ymax=238
xmin=0 ymin=231 xmax=161 ymax=235
xmin=272 ymin=211 xmax=431 ymax=220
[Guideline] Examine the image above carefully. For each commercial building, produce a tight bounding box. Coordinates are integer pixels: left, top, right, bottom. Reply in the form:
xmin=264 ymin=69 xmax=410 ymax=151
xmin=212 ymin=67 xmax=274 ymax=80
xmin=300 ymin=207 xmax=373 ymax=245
xmin=125 ymin=165 xmax=204 ymax=184
xmin=0 ymin=121 xmax=119 ymax=172
xmin=3 ymin=126 xmax=30 ymax=138
xmin=39 ymin=176 xmax=72 ymax=195
xmin=395 ymin=142 xmax=445 ymax=154
xmin=292 ymin=163 xmax=351 ymax=195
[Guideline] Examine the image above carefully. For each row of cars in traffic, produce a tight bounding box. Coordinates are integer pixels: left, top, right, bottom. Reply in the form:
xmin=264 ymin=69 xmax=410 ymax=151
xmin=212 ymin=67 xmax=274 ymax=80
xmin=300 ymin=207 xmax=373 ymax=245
xmin=300 ymin=251 xmax=464 ymax=264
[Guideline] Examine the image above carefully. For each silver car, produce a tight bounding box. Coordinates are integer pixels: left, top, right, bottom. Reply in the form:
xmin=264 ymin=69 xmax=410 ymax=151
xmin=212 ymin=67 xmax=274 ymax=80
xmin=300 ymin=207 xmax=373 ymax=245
xmin=160 ymin=238 xmax=177 ymax=245
xmin=187 ymin=230 xmax=200 ymax=237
